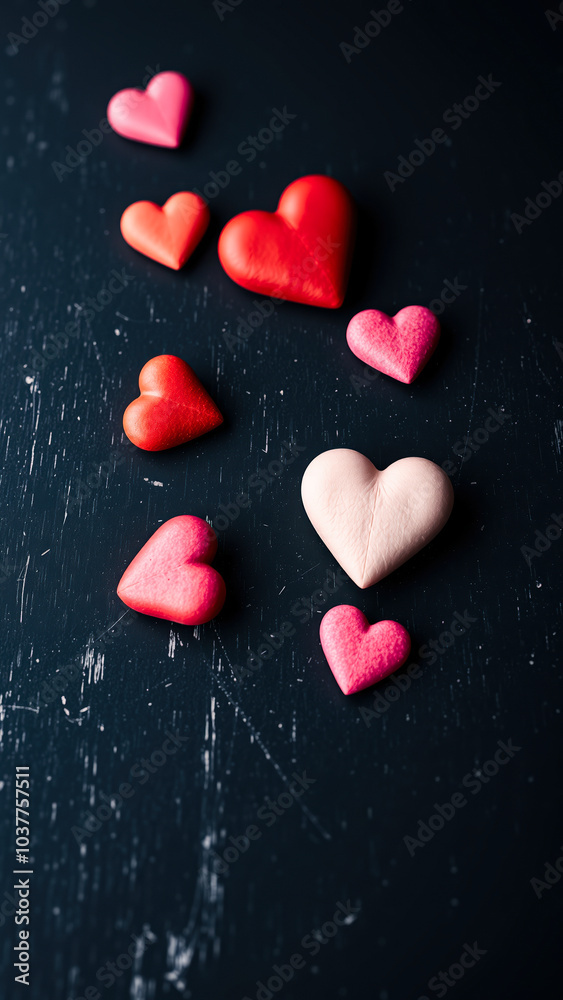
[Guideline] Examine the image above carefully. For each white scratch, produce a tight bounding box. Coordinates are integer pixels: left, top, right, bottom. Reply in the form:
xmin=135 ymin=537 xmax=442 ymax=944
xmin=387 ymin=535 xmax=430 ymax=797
xmin=19 ymin=554 xmax=30 ymax=623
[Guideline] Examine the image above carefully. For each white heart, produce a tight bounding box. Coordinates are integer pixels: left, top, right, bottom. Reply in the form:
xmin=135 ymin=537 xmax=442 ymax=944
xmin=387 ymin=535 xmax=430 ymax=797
xmin=301 ymin=449 xmax=454 ymax=588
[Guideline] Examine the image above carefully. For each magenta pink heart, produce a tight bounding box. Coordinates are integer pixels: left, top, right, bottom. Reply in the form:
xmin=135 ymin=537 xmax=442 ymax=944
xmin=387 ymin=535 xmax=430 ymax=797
xmin=346 ymin=306 xmax=440 ymax=384
xmin=320 ymin=606 xmax=411 ymax=694
xmin=117 ymin=516 xmax=225 ymax=626
xmin=107 ymin=71 xmax=194 ymax=148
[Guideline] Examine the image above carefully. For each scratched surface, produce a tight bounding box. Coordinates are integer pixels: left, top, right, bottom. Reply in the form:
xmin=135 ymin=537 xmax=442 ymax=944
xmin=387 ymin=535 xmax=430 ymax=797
xmin=0 ymin=0 xmax=562 ymax=997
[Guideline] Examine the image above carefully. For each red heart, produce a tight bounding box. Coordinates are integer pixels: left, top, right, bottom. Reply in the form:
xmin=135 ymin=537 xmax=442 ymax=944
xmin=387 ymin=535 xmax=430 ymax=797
xmin=120 ymin=192 xmax=210 ymax=270
xmin=346 ymin=306 xmax=441 ymax=384
xmin=117 ymin=516 xmax=226 ymax=626
xmin=123 ymin=355 xmax=223 ymax=451
xmin=320 ymin=606 xmax=411 ymax=694
xmin=218 ymin=175 xmax=356 ymax=308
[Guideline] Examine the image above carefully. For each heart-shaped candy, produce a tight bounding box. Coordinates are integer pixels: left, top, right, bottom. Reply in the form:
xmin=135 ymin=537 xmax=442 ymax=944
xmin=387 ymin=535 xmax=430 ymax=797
xmin=123 ymin=355 xmax=223 ymax=451
xmin=218 ymin=175 xmax=356 ymax=308
xmin=117 ymin=516 xmax=226 ymax=626
xmin=107 ymin=71 xmax=194 ymax=147
xmin=320 ymin=606 xmax=411 ymax=694
xmin=120 ymin=192 xmax=209 ymax=270
xmin=346 ymin=306 xmax=441 ymax=384
xmin=301 ymin=449 xmax=453 ymax=589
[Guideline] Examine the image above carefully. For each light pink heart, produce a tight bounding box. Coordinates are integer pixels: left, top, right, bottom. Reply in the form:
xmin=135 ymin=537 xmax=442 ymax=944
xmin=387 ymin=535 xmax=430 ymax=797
xmin=346 ymin=306 xmax=440 ymax=384
xmin=107 ymin=71 xmax=194 ymax=148
xmin=301 ymin=449 xmax=453 ymax=589
xmin=320 ymin=606 xmax=411 ymax=694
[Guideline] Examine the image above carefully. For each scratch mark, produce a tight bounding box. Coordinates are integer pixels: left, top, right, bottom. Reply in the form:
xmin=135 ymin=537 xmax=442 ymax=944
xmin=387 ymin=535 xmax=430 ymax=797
xmin=209 ymin=627 xmax=331 ymax=841
xmin=0 ymin=704 xmax=40 ymax=714
xmin=298 ymin=562 xmax=321 ymax=578
xmin=94 ymin=610 xmax=129 ymax=643
xmin=19 ymin=554 xmax=30 ymax=623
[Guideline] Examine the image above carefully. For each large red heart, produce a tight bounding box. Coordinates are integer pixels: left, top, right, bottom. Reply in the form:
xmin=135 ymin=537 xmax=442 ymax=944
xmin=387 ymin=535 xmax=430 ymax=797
xmin=217 ymin=175 xmax=356 ymax=308
xmin=346 ymin=306 xmax=441 ymax=384
xmin=117 ymin=516 xmax=226 ymax=626
xmin=320 ymin=606 xmax=411 ymax=694
xmin=120 ymin=192 xmax=210 ymax=270
xmin=107 ymin=71 xmax=194 ymax=148
xmin=123 ymin=355 xmax=223 ymax=451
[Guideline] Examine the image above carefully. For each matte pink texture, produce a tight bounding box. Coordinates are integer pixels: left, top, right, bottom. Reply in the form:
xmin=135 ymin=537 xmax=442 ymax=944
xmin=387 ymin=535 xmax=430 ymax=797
xmin=346 ymin=306 xmax=441 ymax=384
xmin=301 ymin=449 xmax=454 ymax=589
xmin=117 ymin=516 xmax=225 ymax=625
xmin=320 ymin=606 xmax=411 ymax=694
xmin=107 ymin=71 xmax=194 ymax=148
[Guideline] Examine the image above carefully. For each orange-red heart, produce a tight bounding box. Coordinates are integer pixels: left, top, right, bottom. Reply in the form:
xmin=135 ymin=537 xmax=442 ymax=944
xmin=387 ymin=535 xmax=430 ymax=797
xmin=218 ymin=174 xmax=356 ymax=308
xmin=123 ymin=355 xmax=223 ymax=451
xmin=120 ymin=191 xmax=209 ymax=270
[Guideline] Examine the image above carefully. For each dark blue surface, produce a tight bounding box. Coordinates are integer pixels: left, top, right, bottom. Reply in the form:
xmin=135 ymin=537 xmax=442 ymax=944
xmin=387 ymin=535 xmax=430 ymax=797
xmin=0 ymin=0 xmax=562 ymax=997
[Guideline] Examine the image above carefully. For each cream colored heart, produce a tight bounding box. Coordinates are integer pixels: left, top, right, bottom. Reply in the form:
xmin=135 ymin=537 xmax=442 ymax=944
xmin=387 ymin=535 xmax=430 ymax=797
xmin=301 ymin=449 xmax=454 ymax=588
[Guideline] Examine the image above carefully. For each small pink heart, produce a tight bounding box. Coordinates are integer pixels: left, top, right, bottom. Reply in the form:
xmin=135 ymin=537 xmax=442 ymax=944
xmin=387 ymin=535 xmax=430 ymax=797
xmin=107 ymin=71 xmax=194 ymax=148
xmin=346 ymin=306 xmax=440 ymax=384
xmin=320 ymin=606 xmax=411 ymax=694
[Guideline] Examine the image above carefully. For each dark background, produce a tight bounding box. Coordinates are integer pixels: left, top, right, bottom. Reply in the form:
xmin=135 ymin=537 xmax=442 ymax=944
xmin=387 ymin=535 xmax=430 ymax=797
xmin=1 ymin=0 xmax=562 ymax=997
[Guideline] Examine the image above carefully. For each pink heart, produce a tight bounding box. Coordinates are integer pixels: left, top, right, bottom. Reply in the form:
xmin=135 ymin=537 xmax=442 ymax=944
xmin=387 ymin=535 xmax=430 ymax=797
xmin=107 ymin=71 xmax=194 ymax=148
xmin=346 ymin=306 xmax=440 ymax=384
xmin=117 ymin=516 xmax=225 ymax=626
xmin=320 ymin=606 xmax=411 ymax=694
